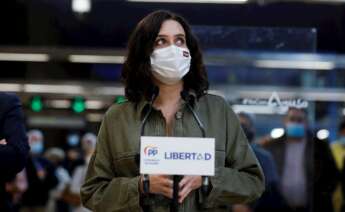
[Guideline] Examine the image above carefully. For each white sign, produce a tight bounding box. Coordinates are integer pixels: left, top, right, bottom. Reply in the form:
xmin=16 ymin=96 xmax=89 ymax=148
xmin=242 ymin=91 xmax=309 ymax=109
xmin=140 ymin=136 xmax=215 ymax=176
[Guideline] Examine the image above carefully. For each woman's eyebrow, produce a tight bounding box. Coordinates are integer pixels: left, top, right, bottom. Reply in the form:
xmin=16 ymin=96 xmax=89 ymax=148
xmin=174 ymin=33 xmax=186 ymax=37
xmin=156 ymin=33 xmax=185 ymax=38
xmin=156 ymin=34 xmax=168 ymax=38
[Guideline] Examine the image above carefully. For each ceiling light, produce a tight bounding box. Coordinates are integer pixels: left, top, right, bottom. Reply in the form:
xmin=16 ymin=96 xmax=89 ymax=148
xmin=68 ymin=55 xmax=125 ymax=64
xmin=127 ymin=0 xmax=248 ymax=3
xmin=254 ymin=60 xmax=335 ymax=70
xmin=270 ymin=128 xmax=285 ymax=139
xmin=0 ymin=53 xmax=49 ymax=62
xmin=72 ymin=0 xmax=91 ymax=13
xmin=316 ymin=129 xmax=330 ymax=140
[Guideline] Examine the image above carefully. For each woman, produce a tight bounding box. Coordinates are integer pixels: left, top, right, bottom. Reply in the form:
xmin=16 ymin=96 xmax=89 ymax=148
xmin=81 ymin=10 xmax=264 ymax=212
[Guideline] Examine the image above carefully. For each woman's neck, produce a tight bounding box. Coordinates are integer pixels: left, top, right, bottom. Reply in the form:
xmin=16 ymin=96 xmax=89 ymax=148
xmin=153 ymin=81 xmax=183 ymax=108
xmin=153 ymin=80 xmax=183 ymax=136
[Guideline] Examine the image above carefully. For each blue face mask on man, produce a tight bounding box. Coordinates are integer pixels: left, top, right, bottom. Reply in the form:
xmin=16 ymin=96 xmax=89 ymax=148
xmin=67 ymin=134 xmax=80 ymax=147
xmin=286 ymin=123 xmax=305 ymax=138
xmin=30 ymin=141 xmax=44 ymax=154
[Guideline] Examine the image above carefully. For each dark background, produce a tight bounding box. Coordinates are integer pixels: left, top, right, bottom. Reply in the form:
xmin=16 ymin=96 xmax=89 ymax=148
xmin=1 ymin=0 xmax=344 ymax=51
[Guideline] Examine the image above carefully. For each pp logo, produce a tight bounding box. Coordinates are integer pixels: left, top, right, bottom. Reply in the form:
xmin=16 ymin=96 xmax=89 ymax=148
xmin=144 ymin=146 xmax=158 ymax=157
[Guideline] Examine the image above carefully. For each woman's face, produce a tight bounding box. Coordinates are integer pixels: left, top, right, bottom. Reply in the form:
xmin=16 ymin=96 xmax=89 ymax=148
xmin=154 ymin=19 xmax=188 ymax=50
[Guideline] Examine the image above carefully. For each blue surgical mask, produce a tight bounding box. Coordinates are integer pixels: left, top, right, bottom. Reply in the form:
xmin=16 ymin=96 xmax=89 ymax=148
xmin=286 ymin=123 xmax=305 ymax=138
xmin=31 ymin=142 xmax=44 ymax=154
xmin=67 ymin=134 xmax=80 ymax=147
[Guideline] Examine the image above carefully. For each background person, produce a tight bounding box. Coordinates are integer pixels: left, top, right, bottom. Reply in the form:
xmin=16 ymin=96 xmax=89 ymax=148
xmin=20 ymin=130 xmax=58 ymax=212
xmin=0 ymin=92 xmax=30 ymax=212
xmin=263 ymin=107 xmax=339 ymax=212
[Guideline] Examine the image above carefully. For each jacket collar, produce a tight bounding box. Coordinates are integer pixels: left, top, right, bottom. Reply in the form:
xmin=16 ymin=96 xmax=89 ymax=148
xmin=135 ymin=89 xmax=197 ymax=120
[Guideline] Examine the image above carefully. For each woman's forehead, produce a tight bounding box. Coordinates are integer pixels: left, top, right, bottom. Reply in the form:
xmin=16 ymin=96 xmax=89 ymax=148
xmin=158 ymin=19 xmax=185 ymax=36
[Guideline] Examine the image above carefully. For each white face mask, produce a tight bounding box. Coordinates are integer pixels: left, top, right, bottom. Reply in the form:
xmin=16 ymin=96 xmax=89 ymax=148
xmin=150 ymin=45 xmax=191 ymax=85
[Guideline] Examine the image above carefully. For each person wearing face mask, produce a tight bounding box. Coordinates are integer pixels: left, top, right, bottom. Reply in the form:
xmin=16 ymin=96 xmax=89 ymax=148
xmin=21 ymin=130 xmax=58 ymax=212
xmin=262 ymin=107 xmax=339 ymax=212
xmin=80 ymin=10 xmax=264 ymax=212
xmin=63 ymin=133 xmax=84 ymax=176
xmin=330 ymin=118 xmax=345 ymax=212
xmin=65 ymin=133 xmax=97 ymax=212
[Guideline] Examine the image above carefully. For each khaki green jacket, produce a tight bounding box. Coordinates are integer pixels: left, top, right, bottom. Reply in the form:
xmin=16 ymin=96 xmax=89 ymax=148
xmin=81 ymin=94 xmax=265 ymax=212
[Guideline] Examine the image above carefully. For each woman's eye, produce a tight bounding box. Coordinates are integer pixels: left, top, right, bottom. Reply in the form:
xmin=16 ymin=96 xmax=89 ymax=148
xmin=155 ymin=39 xmax=165 ymax=46
xmin=175 ymin=38 xmax=185 ymax=46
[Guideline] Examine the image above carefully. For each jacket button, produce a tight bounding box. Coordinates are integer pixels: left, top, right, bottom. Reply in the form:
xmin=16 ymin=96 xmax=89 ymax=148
xmin=175 ymin=111 xmax=183 ymax=119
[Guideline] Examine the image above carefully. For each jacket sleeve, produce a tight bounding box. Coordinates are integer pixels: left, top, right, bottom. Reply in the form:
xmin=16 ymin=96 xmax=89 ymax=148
xmin=203 ymin=104 xmax=265 ymax=207
xmin=80 ymin=114 xmax=141 ymax=212
xmin=0 ymin=94 xmax=29 ymax=181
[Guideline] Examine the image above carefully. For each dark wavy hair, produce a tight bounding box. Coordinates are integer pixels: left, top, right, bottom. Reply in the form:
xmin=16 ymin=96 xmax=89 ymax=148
xmin=121 ymin=10 xmax=209 ymax=103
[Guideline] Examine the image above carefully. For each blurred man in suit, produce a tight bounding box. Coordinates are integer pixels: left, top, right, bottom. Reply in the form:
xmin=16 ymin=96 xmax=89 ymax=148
xmin=263 ymin=107 xmax=339 ymax=212
xmin=0 ymin=92 xmax=30 ymax=211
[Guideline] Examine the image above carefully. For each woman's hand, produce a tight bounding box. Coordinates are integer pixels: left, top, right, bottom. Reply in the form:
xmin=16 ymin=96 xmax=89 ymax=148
xmin=140 ymin=175 xmax=173 ymax=199
xmin=178 ymin=176 xmax=202 ymax=203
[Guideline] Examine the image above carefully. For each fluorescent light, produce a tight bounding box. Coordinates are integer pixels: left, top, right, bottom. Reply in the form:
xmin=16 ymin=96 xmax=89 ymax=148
xmin=127 ymin=0 xmax=248 ymax=3
xmin=0 ymin=83 xmax=22 ymax=92
xmin=316 ymin=129 xmax=329 ymax=140
xmin=270 ymin=128 xmax=285 ymax=139
xmin=72 ymin=0 xmax=91 ymax=13
xmin=46 ymin=100 xmax=71 ymax=109
xmin=309 ymin=0 xmax=345 ymax=2
xmin=68 ymin=55 xmax=125 ymax=64
xmin=0 ymin=82 xmax=125 ymax=96
xmin=85 ymin=100 xmax=105 ymax=110
xmin=24 ymin=84 xmax=84 ymax=94
xmin=255 ymin=60 xmax=335 ymax=70
xmin=301 ymin=91 xmax=345 ymax=102
xmin=0 ymin=53 xmax=49 ymax=62
xmin=94 ymin=87 xmax=124 ymax=96
xmin=28 ymin=116 xmax=85 ymax=128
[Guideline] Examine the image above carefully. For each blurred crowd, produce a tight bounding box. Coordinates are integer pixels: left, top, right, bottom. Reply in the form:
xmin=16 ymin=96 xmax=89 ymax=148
xmin=5 ymin=130 xmax=97 ymax=212
xmin=2 ymin=92 xmax=345 ymax=212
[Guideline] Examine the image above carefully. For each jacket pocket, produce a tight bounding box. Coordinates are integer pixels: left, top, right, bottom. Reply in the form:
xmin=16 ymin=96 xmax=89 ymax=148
xmin=113 ymin=151 xmax=139 ymax=177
